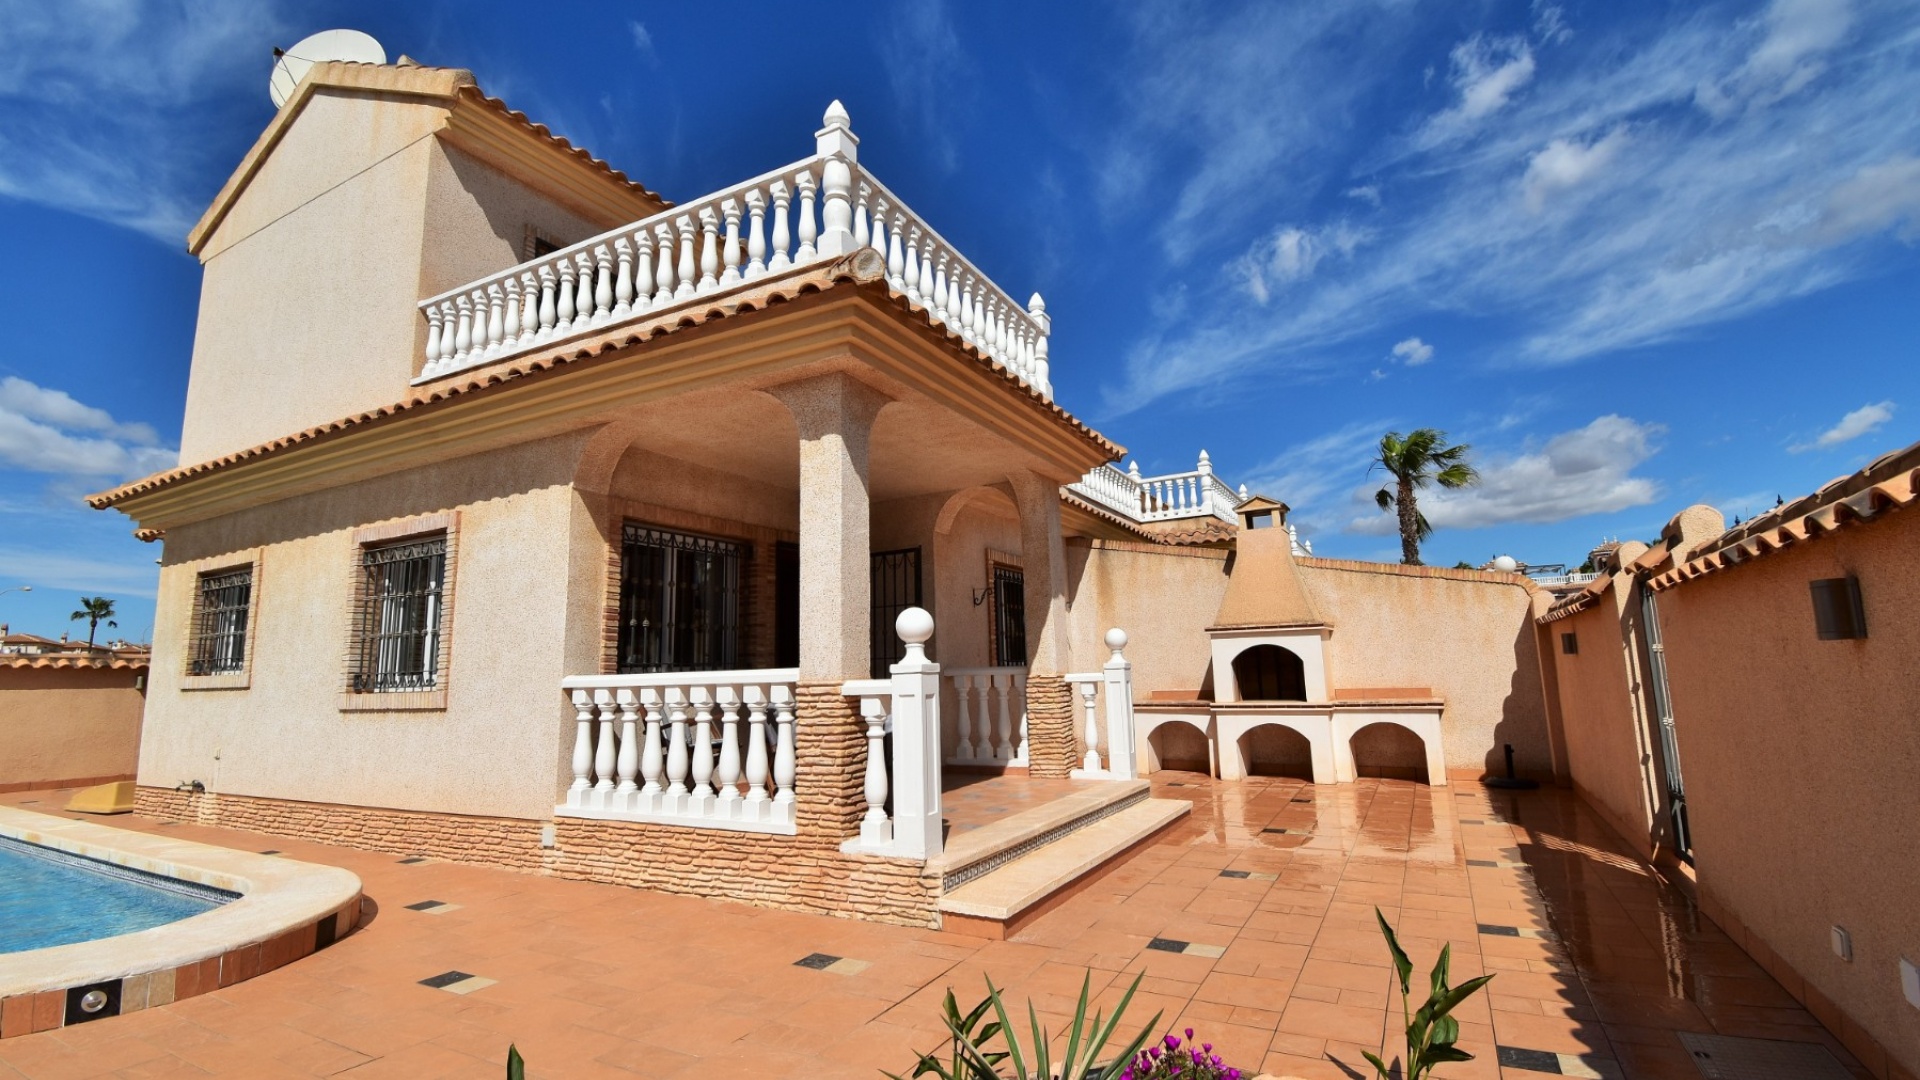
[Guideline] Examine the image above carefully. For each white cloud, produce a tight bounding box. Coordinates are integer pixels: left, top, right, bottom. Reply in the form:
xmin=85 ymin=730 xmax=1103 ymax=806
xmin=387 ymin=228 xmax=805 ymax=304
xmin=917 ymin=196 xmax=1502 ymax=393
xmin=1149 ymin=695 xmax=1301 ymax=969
xmin=0 ymin=549 xmax=158 ymax=599
xmin=1346 ymin=185 xmax=1382 ymax=207
xmin=878 ymin=1 xmax=972 ymax=173
xmin=627 ymin=21 xmax=657 ymax=63
xmin=1709 ymin=0 xmax=1855 ymax=111
xmin=1101 ymin=0 xmax=1920 ymax=411
xmin=0 ymin=0 xmax=291 ymax=242
xmin=0 ymin=377 xmax=175 ymax=479
xmin=1391 ymin=337 xmax=1435 ymax=365
xmin=1533 ymin=1 xmax=1574 ymax=46
xmin=1522 ymin=127 xmax=1630 ymax=213
xmin=1233 ymin=223 xmax=1367 ymax=304
xmin=1793 ymin=400 xmax=1896 ymax=451
xmin=1234 ymin=419 xmax=1392 ymax=539
xmin=1350 ymin=416 xmax=1664 ymax=532
xmin=1420 ymin=35 xmax=1536 ymax=144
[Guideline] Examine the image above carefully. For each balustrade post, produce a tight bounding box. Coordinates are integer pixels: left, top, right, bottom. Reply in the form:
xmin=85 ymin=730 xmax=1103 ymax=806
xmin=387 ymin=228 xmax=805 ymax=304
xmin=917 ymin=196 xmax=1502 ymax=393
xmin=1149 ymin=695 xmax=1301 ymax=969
xmin=639 ymin=688 xmax=665 ymax=800
xmin=994 ymin=673 xmax=1016 ymax=761
xmin=555 ymin=258 xmax=576 ymax=329
xmin=665 ymin=686 xmax=691 ymax=805
xmin=715 ymin=685 xmax=742 ymax=810
xmin=888 ymin=608 xmax=944 ymax=859
xmin=768 ymin=181 xmax=792 ymax=271
xmin=771 ymin=684 xmax=797 ymax=807
xmin=857 ymin=694 xmax=892 ymax=847
xmin=674 ymin=215 xmax=697 ymax=300
xmin=592 ymin=246 xmax=614 ymax=321
xmin=593 ymin=688 xmax=619 ymax=801
xmin=653 ymin=223 xmax=677 ymax=304
xmin=795 ymin=171 xmax=818 ymax=261
xmin=538 ymin=266 xmax=557 ymax=337
xmin=613 ymin=239 xmax=634 ymax=316
xmin=568 ymin=689 xmax=595 ymax=796
xmin=486 ymin=284 xmax=506 ymax=354
xmin=615 ymin=688 xmax=641 ymax=794
xmin=953 ymin=674 xmax=975 ymax=760
xmin=689 ymin=685 xmax=716 ymax=811
xmin=697 ymin=207 xmax=721 ymax=293
xmin=815 ymin=101 xmax=859 ymax=257
xmin=854 ymin=182 xmax=872 ymax=249
xmin=453 ymin=295 xmax=473 ymax=361
xmin=1102 ymin=628 xmax=1138 ymax=780
xmin=519 ymin=273 xmax=539 ymax=342
xmin=743 ymin=684 xmax=770 ymax=805
xmin=744 ymin=191 xmax=767 ymax=279
xmin=1029 ymin=293 xmax=1051 ymax=397
xmin=423 ymin=304 xmax=443 ymax=370
xmin=1077 ymin=681 xmax=1102 ymax=774
xmin=720 ymin=199 xmax=743 ymax=287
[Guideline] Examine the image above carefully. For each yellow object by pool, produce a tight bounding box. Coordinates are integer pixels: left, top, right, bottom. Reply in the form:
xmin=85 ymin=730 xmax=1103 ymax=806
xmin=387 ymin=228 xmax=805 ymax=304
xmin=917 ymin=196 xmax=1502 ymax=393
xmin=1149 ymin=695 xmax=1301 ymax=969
xmin=65 ymin=780 xmax=136 ymax=815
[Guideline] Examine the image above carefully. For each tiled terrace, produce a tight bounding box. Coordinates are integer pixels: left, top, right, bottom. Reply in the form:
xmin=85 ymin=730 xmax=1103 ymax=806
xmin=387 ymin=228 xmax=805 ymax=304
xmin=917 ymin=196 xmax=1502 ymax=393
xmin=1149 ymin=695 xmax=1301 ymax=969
xmin=0 ymin=778 xmax=1871 ymax=1079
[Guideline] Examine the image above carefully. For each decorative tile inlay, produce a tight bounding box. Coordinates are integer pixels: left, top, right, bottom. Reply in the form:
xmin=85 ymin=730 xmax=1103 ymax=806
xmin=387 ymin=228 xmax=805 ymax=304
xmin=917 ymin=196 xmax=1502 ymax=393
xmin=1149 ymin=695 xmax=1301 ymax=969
xmin=1218 ymin=869 xmax=1250 ymax=878
xmin=1145 ymin=938 xmax=1225 ymax=958
xmin=793 ymin=952 xmax=869 ymax=975
xmin=258 ymin=850 xmax=281 ymax=855
xmin=1496 ymin=1046 xmax=1619 ymax=1078
xmin=1498 ymin=1046 xmax=1564 ymax=1073
xmin=1478 ymin=923 xmax=1522 ymax=936
xmin=419 ymin=971 xmax=495 ymax=995
xmin=1467 ymin=859 xmax=1500 ymax=867
xmin=404 ymin=900 xmax=461 ymax=915
xmin=1218 ymin=869 xmax=1278 ymax=881
xmin=939 ymin=788 xmax=1150 ymax=891
xmin=1261 ymin=827 xmax=1290 ymax=834
xmin=1677 ymin=1033 xmax=1853 ymax=1080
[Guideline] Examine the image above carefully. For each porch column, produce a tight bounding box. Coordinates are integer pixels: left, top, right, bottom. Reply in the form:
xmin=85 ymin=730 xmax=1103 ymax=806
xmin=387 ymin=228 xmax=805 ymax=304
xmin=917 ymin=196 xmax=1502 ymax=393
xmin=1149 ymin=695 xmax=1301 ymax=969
xmin=1008 ymin=468 xmax=1077 ymax=778
xmin=766 ymin=371 xmax=890 ymax=837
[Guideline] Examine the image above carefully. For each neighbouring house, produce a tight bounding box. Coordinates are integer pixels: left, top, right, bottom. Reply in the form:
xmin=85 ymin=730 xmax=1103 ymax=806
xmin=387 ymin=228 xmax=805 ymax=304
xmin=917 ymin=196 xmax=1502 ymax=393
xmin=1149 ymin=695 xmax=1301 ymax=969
xmin=85 ymin=57 xmax=1556 ymax=940
xmin=0 ymin=642 xmax=149 ymax=793
xmin=1536 ymin=438 xmax=1920 ymax=1074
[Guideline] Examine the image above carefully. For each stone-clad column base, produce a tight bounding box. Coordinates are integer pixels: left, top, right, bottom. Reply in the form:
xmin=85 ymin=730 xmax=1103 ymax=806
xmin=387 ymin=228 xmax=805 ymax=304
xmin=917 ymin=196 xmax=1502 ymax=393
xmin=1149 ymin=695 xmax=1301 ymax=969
xmin=793 ymin=680 xmax=865 ymax=840
xmin=1023 ymin=675 xmax=1078 ymax=778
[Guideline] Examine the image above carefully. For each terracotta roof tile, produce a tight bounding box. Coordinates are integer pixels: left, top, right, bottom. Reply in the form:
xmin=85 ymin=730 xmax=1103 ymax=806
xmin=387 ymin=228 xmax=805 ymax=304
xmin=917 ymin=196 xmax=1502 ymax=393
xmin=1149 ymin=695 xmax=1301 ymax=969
xmin=89 ymin=252 xmax=1117 ymax=513
xmin=1648 ymin=437 xmax=1920 ymax=591
xmin=453 ymin=85 xmax=671 ymax=208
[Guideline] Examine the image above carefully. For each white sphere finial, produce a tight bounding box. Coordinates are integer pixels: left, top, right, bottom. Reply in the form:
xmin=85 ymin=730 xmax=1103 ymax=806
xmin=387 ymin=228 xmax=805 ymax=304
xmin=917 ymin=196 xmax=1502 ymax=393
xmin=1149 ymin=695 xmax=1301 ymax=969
xmin=1028 ymin=292 xmax=1046 ymax=314
xmin=1491 ymin=554 xmax=1519 ymax=572
xmin=1104 ymin=627 xmax=1128 ymax=653
xmin=896 ymin=606 xmax=934 ymax=646
xmin=824 ymin=99 xmax=851 ymax=129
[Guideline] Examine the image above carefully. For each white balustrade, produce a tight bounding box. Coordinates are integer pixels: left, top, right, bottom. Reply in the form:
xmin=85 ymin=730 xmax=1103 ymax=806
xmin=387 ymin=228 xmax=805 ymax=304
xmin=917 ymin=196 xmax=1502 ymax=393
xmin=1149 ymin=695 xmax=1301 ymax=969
xmin=943 ymin=667 xmax=1028 ymax=766
xmin=559 ymin=668 xmax=799 ymax=834
xmin=1067 ymin=628 xmax=1139 ymax=781
xmin=417 ymin=103 xmax=1052 ymax=398
xmin=841 ymin=608 xmax=944 ymax=860
xmin=1067 ymin=451 xmax=1246 ymax=526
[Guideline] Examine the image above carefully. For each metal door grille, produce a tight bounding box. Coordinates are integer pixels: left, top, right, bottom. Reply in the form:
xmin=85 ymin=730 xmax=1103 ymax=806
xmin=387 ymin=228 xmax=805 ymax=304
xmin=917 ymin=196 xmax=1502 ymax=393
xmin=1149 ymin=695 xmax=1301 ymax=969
xmin=870 ymin=547 xmax=922 ymax=677
xmin=991 ymin=564 xmax=1026 ymax=667
xmin=187 ymin=568 xmax=252 ymax=675
xmin=619 ymin=525 xmax=743 ymax=674
xmin=354 ymin=538 xmax=446 ymax=692
xmin=1640 ymin=587 xmax=1691 ymax=862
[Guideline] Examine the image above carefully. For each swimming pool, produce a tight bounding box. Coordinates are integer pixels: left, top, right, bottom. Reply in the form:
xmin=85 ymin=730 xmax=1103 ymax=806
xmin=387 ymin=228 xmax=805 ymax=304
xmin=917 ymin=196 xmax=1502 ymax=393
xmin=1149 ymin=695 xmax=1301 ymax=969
xmin=0 ymin=835 xmax=238 ymax=954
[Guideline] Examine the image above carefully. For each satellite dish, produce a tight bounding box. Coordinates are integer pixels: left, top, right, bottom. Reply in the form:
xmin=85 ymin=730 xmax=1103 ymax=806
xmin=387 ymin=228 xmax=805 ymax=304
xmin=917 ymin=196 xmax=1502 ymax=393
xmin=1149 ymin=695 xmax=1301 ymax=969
xmin=269 ymin=29 xmax=387 ymax=108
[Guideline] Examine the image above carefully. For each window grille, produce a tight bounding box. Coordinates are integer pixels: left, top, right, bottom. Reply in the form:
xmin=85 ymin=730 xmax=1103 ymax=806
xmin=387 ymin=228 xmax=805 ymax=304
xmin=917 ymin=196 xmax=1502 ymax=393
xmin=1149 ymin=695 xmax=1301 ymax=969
xmin=870 ymin=547 xmax=922 ymax=677
xmin=618 ymin=525 xmax=743 ymax=674
xmin=353 ymin=537 xmax=447 ymax=692
xmin=991 ymin=564 xmax=1026 ymax=667
xmin=187 ymin=568 xmax=252 ymax=675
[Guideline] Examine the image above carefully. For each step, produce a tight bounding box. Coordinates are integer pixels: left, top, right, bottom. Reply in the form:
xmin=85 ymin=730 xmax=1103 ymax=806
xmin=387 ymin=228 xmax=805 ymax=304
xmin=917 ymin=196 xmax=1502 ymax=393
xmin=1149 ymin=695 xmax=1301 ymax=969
xmin=930 ymin=780 xmax=1152 ymax=892
xmin=937 ymin=798 xmax=1190 ymax=940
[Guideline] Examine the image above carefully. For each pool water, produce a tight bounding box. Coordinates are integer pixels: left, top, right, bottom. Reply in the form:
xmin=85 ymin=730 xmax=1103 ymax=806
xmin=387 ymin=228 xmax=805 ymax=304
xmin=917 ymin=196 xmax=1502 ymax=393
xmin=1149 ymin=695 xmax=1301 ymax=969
xmin=0 ymin=836 xmax=238 ymax=954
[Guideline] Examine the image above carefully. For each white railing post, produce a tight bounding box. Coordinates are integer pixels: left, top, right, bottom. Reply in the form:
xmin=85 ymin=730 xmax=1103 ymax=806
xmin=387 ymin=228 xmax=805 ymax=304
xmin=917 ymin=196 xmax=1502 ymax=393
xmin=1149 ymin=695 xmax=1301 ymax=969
xmin=889 ymin=607 xmax=943 ymax=860
xmin=1077 ymin=681 xmax=1102 ymax=773
xmin=592 ymin=688 xmax=618 ymax=799
xmin=1102 ymin=628 xmax=1137 ymax=780
xmin=815 ymin=101 xmax=859 ymax=257
xmin=857 ymin=693 xmax=892 ymax=847
xmin=615 ymin=688 xmax=641 ymax=795
xmin=568 ymin=689 xmax=594 ymax=796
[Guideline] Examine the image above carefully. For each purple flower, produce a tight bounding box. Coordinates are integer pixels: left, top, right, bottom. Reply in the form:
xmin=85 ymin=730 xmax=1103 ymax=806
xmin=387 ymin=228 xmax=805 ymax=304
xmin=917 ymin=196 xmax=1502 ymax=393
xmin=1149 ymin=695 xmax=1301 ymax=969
xmin=1185 ymin=1027 xmax=1195 ymax=1040
xmin=1165 ymin=1035 xmax=1181 ymax=1050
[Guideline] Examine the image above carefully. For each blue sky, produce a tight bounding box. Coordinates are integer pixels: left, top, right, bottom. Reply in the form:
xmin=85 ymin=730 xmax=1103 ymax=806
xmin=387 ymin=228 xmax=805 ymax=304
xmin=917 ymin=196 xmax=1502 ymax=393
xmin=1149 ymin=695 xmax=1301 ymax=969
xmin=2 ymin=0 xmax=1917 ymax=641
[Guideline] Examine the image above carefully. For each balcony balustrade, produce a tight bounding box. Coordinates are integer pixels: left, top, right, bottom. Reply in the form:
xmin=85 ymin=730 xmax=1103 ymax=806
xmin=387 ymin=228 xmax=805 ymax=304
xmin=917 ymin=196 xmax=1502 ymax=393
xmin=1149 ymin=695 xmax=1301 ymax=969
xmin=1067 ymin=629 xmax=1139 ymax=781
xmin=1069 ymin=452 xmax=1243 ymax=525
xmin=418 ymin=102 xmax=1052 ymax=397
xmin=944 ymin=667 xmax=1029 ymax=766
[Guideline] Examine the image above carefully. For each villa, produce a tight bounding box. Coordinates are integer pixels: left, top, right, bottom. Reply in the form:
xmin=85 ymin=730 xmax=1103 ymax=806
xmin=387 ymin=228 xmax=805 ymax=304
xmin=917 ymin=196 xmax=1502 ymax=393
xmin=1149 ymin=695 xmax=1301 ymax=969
xmin=61 ymin=57 xmax=1918 ymax=1073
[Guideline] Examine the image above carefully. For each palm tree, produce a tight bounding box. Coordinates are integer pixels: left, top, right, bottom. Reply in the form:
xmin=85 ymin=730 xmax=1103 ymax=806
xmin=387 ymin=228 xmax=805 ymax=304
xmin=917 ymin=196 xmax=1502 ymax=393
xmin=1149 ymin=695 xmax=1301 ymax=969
xmin=70 ymin=596 xmax=118 ymax=648
xmin=1373 ymin=429 xmax=1479 ymax=566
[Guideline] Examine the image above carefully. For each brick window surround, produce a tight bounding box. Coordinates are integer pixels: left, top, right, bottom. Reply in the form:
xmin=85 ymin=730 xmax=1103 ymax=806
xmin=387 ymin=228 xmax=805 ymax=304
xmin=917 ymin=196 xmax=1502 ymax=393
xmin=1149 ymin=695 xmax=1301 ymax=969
xmin=340 ymin=512 xmax=459 ymax=712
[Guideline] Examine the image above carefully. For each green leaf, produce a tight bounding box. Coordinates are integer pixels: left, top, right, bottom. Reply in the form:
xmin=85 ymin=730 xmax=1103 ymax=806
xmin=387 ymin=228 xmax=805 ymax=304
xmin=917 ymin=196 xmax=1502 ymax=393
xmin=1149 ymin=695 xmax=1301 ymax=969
xmin=1375 ymin=907 xmax=1413 ymax=992
xmin=983 ymin=979 xmax=1028 ymax=1080
xmin=1361 ymin=1049 xmax=1392 ymax=1079
xmin=1430 ymin=974 xmax=1496 ymax=1020
xmin=1028 ymin=999 xmax=1050 ymax=1080
xmin=1429 ymin=943 xmax=1451 ymax=1000
xmin=1430 ymin=1014 xmax=1459 ymax=1049
xmin=506 ymin=1044 xmax=524 ymax=1080
xmin=1422 ymin=1045 xmax=1475 ymax=1064
xmin=1059 ymin=972 xmax=1089 ymax=1077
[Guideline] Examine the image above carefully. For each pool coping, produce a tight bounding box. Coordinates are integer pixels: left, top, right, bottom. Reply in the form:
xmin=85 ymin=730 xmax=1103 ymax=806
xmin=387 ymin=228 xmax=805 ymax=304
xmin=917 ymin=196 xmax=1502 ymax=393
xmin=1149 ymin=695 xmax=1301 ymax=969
xmin=0 ymin=806 xmax=363 ymax=1037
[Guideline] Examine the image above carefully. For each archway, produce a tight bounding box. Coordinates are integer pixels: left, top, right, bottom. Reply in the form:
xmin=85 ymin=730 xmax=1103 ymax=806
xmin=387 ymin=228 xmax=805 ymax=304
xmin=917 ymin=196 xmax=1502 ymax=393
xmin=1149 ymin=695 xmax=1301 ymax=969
xmin=1231 ymin=644 xmax=1306 ymax=701
xmin=1348 ymin=721 xmax=1434 ymax=784
xmin=1141 ymin=715 xmax=1214 ymax=776
xmin=1238 ymin=723 xmax=1314 ymax=780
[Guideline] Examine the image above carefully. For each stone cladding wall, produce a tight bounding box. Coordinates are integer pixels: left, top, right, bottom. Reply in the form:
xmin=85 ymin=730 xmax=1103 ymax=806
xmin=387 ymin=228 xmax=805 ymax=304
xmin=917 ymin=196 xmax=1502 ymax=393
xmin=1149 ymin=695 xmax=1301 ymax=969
xmin=132 ymin=685 xmax=941 ymax=926
xmin=1022 ymin=675 xmax=1078 ymax=778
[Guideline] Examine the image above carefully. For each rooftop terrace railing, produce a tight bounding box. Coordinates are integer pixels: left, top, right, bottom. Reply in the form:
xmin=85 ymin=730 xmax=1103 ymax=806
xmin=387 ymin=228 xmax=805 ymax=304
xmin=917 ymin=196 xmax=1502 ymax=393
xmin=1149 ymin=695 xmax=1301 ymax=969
xmin=1069 ymin=452 xmax=1243 ymax=525
xmin=417 ymin=103 xmax=1053 ymax=398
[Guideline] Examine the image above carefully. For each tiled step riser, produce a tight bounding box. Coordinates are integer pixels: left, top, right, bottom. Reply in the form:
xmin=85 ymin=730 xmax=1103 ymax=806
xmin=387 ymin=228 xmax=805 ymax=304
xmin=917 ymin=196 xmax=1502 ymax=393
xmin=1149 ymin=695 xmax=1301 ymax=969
xmin=939 ymin=787 xmax=1150 ymax=892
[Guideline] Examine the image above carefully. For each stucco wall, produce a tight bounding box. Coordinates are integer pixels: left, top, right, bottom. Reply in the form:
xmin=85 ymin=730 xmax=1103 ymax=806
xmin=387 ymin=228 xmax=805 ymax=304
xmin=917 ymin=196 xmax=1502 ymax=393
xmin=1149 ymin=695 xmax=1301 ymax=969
xmin=1295 ymin=560 xmax=1551 ymax=778
xmin=1064 ymin=539 xmax=1230 ymax=695
xmin=143 ymin=433 xmax=591 ymax=821
xmin=0 ymin=666 xmax=146 ymax=789
xmin=1656 ymin=509 xmax=1920 ymax=1066
xmin=1544 ymin=581 xmax=1666 ymax=857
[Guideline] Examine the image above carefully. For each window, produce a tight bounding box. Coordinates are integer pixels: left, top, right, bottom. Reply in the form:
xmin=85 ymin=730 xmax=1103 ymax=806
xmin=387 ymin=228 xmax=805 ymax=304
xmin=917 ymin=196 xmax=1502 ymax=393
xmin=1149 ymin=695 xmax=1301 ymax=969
xmin=353 ymin=537 xmax=447 ymax=692
xmin=1810 ymin=577 xmax=1867 ymax=640
xmin=530 ymin=236 xmax=561 ymax=257
xmin=870 ymin=548 xmax=922 ymax=677
xmin=1246 ymin=511 xmax=1274 ymax=529
xmin=990 ymin=564 xmax=1026 ymax=667
xmin=187 ymin=567 xmax=252 ymax=675
xmin=618 ymin=525 xmax=743 ymax=673
xmin=1561 ymin=632 xmax=1579 ymax=655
